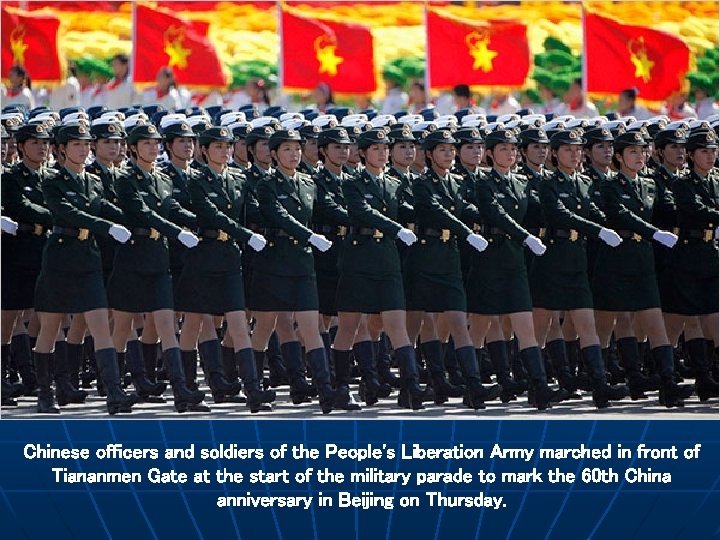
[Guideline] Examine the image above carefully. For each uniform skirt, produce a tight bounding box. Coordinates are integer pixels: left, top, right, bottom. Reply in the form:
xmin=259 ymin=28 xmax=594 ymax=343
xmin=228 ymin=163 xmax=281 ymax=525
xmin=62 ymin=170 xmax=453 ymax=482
xmin=250 ymin=271 xmax=319 ymax=312
xmin=403 ymin=239 xmax=466 ymax=312
xmin=661 ymin=242 xmax=718 ymax=315
xmin=335 ymin=271 xmax=405 ymax=314
xmin=530 ymin=238 xmax=594 ymax=310
xmin=33 ymin=236 xmax=107 ymax=313
xmin=314 ymin=240 xmax=343 ymax=316
xmin=174 ymin=240 xmax=246 ymax=314
xmin=592 ymin=241 xmax=661 ymax=311
xmin=1 ymin=233 xmax=45 ymax=310
xmin=466 ymin=238 xmax=532 ymax=314
xmin=106 ymin=238 xmax=174 ymax=312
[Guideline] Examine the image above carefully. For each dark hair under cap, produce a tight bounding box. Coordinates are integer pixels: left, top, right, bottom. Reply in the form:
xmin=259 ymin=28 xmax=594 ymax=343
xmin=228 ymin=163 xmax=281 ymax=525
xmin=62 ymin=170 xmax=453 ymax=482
xmin=388 ymin=125 xmax=416 ymax=145
xmin=56 ymin=123 xmax=93 ymax=145
xmin=246 ymin=125 xmax=275 ymax=145
xmin=549 ymin=129 xmax=586 ymax=149
xmin=198 ymin=126 xmax=234 ymax=146
xmin=685 ymin=129 xmax=718 ymax=151
xmin=518 ymin=128 xmax=549 ymax=147
xmin=163 ymin=121 xmax=196 ymax=140
xmin=268 ymin=129 xmax=303 ymax=151
xmin=613 ymin=130 xmax=649 ymax=152
xmin=653 ymin=128 xmax=687 ymax=148
xmin=15 ymin=123 xmax=53 ymax=143
xmin=583 ymin=127 xmax=614 ymax=147
xmin=126 ymin=124 xmax=162 ymax=145
xmin=318 ymin=127 xmax=352 ymax=147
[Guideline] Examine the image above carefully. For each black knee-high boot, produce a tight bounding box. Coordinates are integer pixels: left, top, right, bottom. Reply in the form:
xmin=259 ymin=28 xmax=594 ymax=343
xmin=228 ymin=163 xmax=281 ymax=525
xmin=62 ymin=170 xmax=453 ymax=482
xmin=95 ymin=348 xmax=138 ymax=415
xmin=198 ymin=340 xmax=243 ymax=403
xmin=422 ymin=340 xmax=465 ymax=405
xmin=34 ymin=351 xmax=60 ymax=414
xmin=396 ymin=345 xmax=434 ymax=410
xmin=164 ymin=347 xmax=207 ymax=413
xmin=616 ymin=337 xmax=659 ymax=399
xmin=306 ymin=347 xmax=338 ymax=414
xmin=581 ymin=345 xmax=628 ymax=409
xmin=11 ymin=334 xmax=37 ymax=396
xmin=521 ymin=346 xmax=555 ymax=411
xmin=2 ymin=343 xmax=24 ymax=405
xmin=267 ymin=332 xmax=288 ymax=387
xmin=54 ymin=340 xmax=88 ymax=406
xmin=456 ymin=345 xmax=501 ymax=410
xmin=331 ymin=349 xmax=361 ymax=410
xmin=354 ymin=340 xmax=392 ymax=405
xmin=281 ymin=341 xmax=316 ymax=404
xmin=235 ymin=348 xmax=275 ymax=413
xmin=654 ymin=345 xmax=693 ymax=408
xmin=686 ymin=338 xmax=718 ymax=401
xmin=487 ymin=340 xmax=526 ymax=402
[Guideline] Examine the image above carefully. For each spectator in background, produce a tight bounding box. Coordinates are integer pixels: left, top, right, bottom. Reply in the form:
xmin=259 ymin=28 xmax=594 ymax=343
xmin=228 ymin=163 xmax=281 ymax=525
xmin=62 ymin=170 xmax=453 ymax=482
xmin=313 ymin=82 xmax=335 ymax=113
xmin=2 ymin=65 xmax=35 ymax=109
xmin=407 ymin=80 xmax=429 ymax=114
xmin=688 ymin=73 xmax=719 ymax=120
xmin=616 ymin=88 xmax=652 ymax=120
xmin=553 ymin=78 xmax=598 ymax=118
xmin=489 ymin=91 xmax=520 ymax=115
xmin=661 ymin=91 xmax=697 ymax=120
xmin=381 ymin=66 xmax=407 ymax=114
xmin=141 ymin=66 xmax=182 ymax=111
xmin=101 ymin=53 xmax=136 ymax=109
xmin=49 ymin=64 xmax=80 ymax=110
xmin=453 ymin=84 xmax=472 ymax=110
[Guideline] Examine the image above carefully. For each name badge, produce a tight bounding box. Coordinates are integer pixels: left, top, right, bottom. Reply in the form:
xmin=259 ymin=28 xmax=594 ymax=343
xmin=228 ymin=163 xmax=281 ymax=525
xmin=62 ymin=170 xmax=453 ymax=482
xmin=209 ymin=193 xmax=218 ymax=198
xmin=364 ymin=194 xmax=373 ymax=199
xmin=621 ymin=194 xmax=631 ymax=199
xmin=23 ymin=186 xmax=33 ymax=192
xmin=496 ymin=193 xmax=505 ymax=198
xmin=139 ymin=191 xmax=149 ymax=196
xmin=559 ymin=193 xmax=570 ymax=198
xmin=66 ymin=191 xmax=76 ymax=196
xmin=278 ymin=194 xmax=288 ymax=199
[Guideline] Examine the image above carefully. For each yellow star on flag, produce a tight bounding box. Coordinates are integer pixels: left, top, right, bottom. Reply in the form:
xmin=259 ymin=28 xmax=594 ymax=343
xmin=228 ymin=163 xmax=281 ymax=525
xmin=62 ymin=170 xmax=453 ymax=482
xmin=10 ymin=26 xmax=28 ymax=65
xmin=314 ymin=35 xmax=344 ymax=76
xmin=465 ymin=31 xmax=498 ymax=72
xmin=630 ymin=49 xmax=654 ymax=83
xmin=163 ymin=25 xmax=191 ymax=70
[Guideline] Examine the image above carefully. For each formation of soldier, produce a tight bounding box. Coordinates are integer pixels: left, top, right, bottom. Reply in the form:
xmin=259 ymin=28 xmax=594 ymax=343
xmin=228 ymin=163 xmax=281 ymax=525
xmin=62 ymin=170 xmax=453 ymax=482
xmin=1 ymin=99 xmax=718 ymax=416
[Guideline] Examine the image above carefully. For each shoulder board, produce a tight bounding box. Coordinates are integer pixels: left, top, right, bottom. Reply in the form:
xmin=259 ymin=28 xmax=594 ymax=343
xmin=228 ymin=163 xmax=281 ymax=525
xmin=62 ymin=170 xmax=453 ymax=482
xmin=449 ymin=172 xmax=464 ymax=183
xmin=385 ymin=174 xmax=401 ymax=184
xmin=86 ymin=171 xmax=101 ymax=183
xmin=297 ymin=172 xmax=314 ymax=184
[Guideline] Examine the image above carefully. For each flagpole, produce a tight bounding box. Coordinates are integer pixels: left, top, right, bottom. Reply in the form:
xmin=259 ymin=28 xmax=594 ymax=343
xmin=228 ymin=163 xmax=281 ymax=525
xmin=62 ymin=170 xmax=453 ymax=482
xmin=581 ymin=1 xmax=587 ymax=103
xmin=130 ymin=0 xmax=136 ymax=84
xmin=424 ymin=1 xmax=432 ymax=106
xmin=276 ymin=0 xmax=284 ymax=108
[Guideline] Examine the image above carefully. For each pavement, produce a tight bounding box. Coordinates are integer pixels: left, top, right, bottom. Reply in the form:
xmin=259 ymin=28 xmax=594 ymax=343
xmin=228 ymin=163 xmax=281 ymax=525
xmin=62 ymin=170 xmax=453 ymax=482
xmin=2 ymin=376 xmax=717 ymax=420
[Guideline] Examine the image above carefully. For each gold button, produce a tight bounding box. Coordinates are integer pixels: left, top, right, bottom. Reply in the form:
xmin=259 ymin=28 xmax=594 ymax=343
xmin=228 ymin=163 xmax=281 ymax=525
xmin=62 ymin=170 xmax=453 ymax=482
xmin=515 ymin=204 xmax=519 ymax=209
xmin=450 ymin=206 xmax=455 ymax=211
xmin=86 ymin=203 xmax=90 ymax=207
xmin=383 ymin=207 xmax=387 ymax=212
xmin=352 ymin=240 xmax=358 ymax=245
xmin=577 ymin=204 xmax=581 ymax=210
xmin=130 ymin=240 xmax=135 ymax=245
xmin=157 ymin=202 xmax=161 ymax=207
xmin=228 ymin=204 xmax=232 ymax=209
xmin=58 ymin=238 xmax=63 ymax=244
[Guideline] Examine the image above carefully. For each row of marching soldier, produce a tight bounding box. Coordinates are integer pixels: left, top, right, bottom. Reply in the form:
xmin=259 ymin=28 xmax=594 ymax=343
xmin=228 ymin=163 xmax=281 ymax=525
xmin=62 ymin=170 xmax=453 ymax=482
xmin=1 ymin=101 xmax=717 ymax=415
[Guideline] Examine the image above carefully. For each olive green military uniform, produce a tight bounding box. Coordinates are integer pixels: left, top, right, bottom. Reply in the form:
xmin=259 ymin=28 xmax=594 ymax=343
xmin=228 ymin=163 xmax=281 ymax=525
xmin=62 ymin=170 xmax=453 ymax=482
xmin=312 ymin=166 xmax=351 ymax=315
xmin=241 ymin=162 xmax=271 ymax=307
xmin=465 ymin=167 xmax=533 ymax=314
xmin=452 ymin=162 xmax=481 ymax=280
xmin=651 ymin=164 xmax=681 ymax=310
xmin=592 ymin=171 xmax=661 ymax=311
xmin=404 ymin=168 xmax=475 ymax=312
xmin=519 ymin=162 xmax=548 ymax=271
xmin=530 ymin=169 xmax=604 ymax=309
xmin=666 ymin=168 xmax=718 ymax=315
xmin=161 ymin=160 xmax=202 ymax=300
xmin=336 ymin=169 xmax=405 ymax=313
xmin=584 ymin=164 xmax=612 ymax=280
xmin=1 ymin=161 xmax=53 ymax=309
xmin=85 ymin=160 xmax=120 ymax=281
xmin=107 ymin=161 xmax=196 ymax=312
xmin=34 ymin=167 xmax=124 ymax=313
xmin=175 ymin=165 xmax=254 ymax=314
xmin=251 ymin=169 xmax=319 ymax=312
xmin=385 ymin=164 xmax=417 ymax=273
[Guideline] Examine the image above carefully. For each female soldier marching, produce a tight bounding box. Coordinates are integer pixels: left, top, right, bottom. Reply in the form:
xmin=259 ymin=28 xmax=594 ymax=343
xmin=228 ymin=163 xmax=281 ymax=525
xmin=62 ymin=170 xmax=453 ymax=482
xmin=33 ymin=124 xmax=136 ymax=414
xmin=530 ymin=129 xmax=629 ymax=408
xmin=592 ymin=130 xmax=693 ymax=408
xmin=175 ymin=126 xmax=275 ymax=413
xmin=406 ymin=129 xmax=501 ymax=408
xmin=107 ymin=123 xmax=208 ymax=413
xmin=250 ymin=129 xmax=343 ymax=413
xmin=666 ymin=129 xmax=719 ymax=400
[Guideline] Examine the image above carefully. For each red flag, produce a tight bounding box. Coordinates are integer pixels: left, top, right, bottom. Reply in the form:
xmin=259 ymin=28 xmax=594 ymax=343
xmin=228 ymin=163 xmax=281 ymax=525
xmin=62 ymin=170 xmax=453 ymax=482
xmin=281 ymin=9 xmax=376 ymax=93
xmin=426 ymin=9 xmax=529 ymax=89
xmin=585 ymin=12 xmax=690 ymax=100
xmin=1 ymin=7 xmax=61 ymax=82
xmin=133 ymin=5 xmax=226 ymax=87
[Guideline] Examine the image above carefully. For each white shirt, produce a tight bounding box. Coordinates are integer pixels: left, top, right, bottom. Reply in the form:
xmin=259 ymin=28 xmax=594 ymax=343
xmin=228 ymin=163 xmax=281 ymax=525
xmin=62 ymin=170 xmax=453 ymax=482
xmin=101 ymin=78 xmax=136 ymax=109
xmin=141 ymin=87 xmax=182 ymax=111
xmin=695 ymin=97 xmax=719 ymax=120
xmin=553 ymin=100 xmax=599 ymax=119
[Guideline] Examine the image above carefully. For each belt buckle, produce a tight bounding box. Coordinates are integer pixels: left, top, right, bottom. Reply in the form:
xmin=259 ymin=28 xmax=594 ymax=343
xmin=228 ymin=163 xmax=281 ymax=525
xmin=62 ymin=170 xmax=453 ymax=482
xmin=538 ymin=227 xmax=546 ymax=238
xmin=149 ymin=228 xmax=160 ymax=240
xmin=472 ymin=223 xmax=481 ymax=233
xmin=569 ymin=229 xmax=578 ymax=242
xmin=632 ymin=233 xmax=642 ymax=242
xmin=217 ymin=230 xmax=229 ymax=242
xmin=704 ymin=229 xmax=713 ymax=242
xmin=337 ymin=225 xmax=347 ymax=237
xmin=33 ymin=223 xmax=43 ymax=236
xmin=77 ymin=228 xmax=89 ymax=241
xmin=372 ymin=229 xmax=384 ymax=239
xmin=672 ymin=227 xmax=680 ymax=236
xmin=441 ymin=229 xmax=450 ymax=241
xmin=407 ymin=223 xmax=415 ymax=233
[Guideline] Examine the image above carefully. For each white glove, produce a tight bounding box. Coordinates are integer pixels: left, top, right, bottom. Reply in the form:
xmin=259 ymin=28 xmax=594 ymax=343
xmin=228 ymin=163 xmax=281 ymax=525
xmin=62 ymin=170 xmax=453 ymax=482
xmin=466 ymin=232 xmax=488 ymax=252
xmin=598 ymin=227 xmax=623 ymax=248
xmin=248 ymin=233 xmax=267 ymax=252
xmin=309 ymin=233 xmax=332 ymax=252
xmin=177 ymin=230 xmax=199 ymax=248
xmin=524 ymin=234 xmax=547 ymax=256
xmin=397 ymin=227 xmax=417 ymax=246
xmin=109 ymin=224 xmax=131 ymax=243
xmin=652 ymin=230 xmax=677 ymax=248
xmin=1 ymin=216 xmax=18 ymax=235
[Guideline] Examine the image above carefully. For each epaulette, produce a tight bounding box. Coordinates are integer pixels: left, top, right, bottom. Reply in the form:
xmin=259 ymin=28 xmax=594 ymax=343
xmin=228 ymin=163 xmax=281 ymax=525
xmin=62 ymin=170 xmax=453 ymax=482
xmin=86 ymin=170 xmax=101 ymax=183
xmin=297 ymin=171 xmax=314 ymax=185
xmin=449 ymin=172 xmax=464 ymax=183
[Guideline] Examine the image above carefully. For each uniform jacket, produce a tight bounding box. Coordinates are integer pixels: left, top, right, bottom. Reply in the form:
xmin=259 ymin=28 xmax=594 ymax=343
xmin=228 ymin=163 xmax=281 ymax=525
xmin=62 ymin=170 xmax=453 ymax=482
xmin=473 ymin=168 xmax=529 ymax=243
